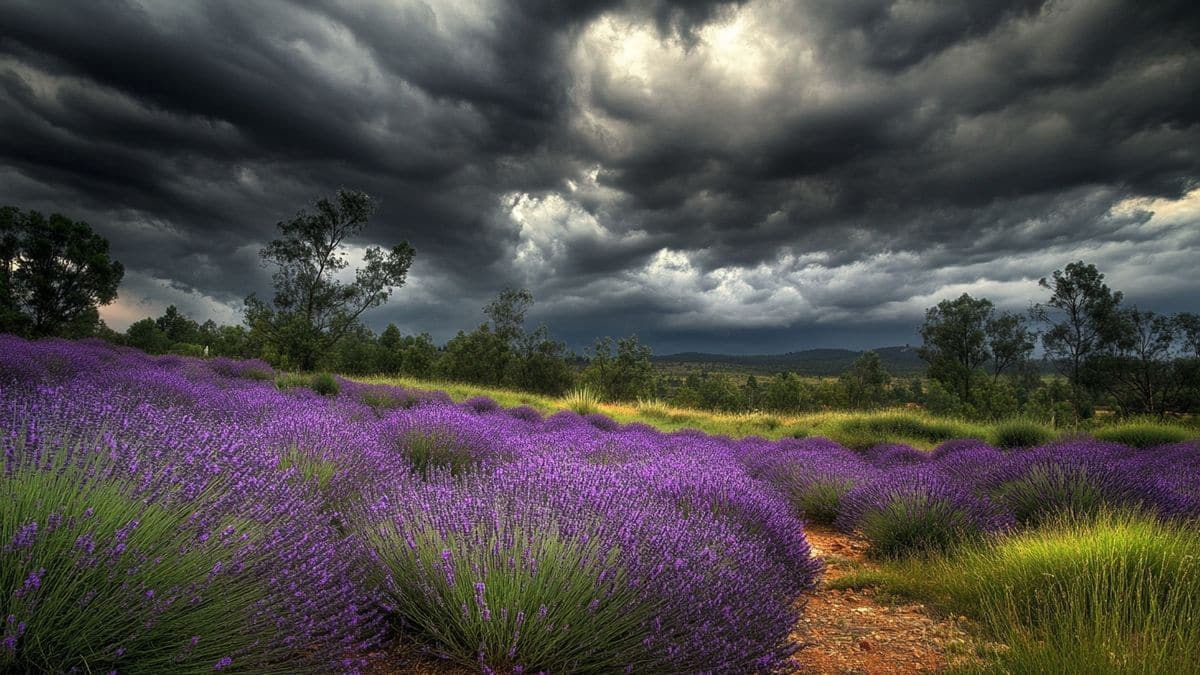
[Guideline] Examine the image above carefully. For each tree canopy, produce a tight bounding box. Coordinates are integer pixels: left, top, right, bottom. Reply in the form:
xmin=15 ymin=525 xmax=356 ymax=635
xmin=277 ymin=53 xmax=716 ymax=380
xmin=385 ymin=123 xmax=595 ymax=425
xmin=244 ymin=190 xmax=414 ymax=370
xmin=0 ymin=206 xmax=124 ymax=337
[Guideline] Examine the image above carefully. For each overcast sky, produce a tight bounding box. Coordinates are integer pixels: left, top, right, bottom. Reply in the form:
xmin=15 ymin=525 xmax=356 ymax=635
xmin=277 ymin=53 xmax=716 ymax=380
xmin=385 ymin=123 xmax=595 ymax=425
xmin=2 ymin=0 xmax=1198 ymax=353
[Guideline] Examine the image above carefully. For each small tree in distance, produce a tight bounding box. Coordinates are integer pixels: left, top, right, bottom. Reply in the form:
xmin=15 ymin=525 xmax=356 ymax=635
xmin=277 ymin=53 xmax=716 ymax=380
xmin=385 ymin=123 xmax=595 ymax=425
xmin=918 ymin=293 xmax=993 ymax=404
xmin=245 ymin=190 xmax=415 ymax=370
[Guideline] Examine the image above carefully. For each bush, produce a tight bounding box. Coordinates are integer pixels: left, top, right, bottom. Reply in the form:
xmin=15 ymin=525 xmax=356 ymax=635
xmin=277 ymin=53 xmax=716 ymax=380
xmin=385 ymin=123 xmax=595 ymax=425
xmin=835 ymin=468 xmax=1012 ymax=558
xmin=383 ymin=406 xmax=496 ymax=479
xmin=791 ymin=477 xmax=857 ymax=525
xmin=460 ymin=395 xmax=501 ymax=414
xmin=358 ymin=458 xmax=819 ymax=672
xmin=989 ymin=418 xmax=1055 ymax=449
xmin=636 ymin=397 xmax=672 ymax=419
xmin=1 ymin=433 xmax=373 ymax=673
xmin=363 ymin=518 xmax=662 ymax=673
xmin=1093 ymin=423 xmax=1193 ymax=448
xmin=994 ymin=462 xmax=1108 ymax=525
xmin=507 ymin=405 xmax=543 ymax=422
xmin=310 ymin=372 xmax=340 ymax=397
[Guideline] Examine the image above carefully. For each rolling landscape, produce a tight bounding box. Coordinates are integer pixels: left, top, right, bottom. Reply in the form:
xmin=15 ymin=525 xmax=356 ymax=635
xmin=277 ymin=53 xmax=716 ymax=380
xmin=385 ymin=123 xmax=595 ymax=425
xmin=3 ymin=1 xmax=1200 ymax=674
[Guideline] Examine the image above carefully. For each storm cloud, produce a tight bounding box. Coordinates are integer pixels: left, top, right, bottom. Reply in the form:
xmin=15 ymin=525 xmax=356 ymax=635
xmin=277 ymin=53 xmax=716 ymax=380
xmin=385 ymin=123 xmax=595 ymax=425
xmin=1 ymin=0 xmax=1198 ymax=353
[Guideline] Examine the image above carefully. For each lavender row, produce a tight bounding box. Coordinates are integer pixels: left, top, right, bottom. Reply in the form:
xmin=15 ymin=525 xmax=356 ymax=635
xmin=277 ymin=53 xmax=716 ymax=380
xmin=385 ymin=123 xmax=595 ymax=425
xmin=3 ymin=335 xmax=1198 ymax=672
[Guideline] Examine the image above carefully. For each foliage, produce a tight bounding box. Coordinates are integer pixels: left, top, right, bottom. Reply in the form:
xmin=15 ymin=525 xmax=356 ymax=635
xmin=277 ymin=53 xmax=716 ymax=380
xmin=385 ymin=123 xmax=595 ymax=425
xmin=310 ymin=372 xmax=340 ymax=397
xmin=829 ymin=412 xmax=979 ymax=449
xmin=985 ymin=310 xmax=1036 ymax=378
xmin=0 ymin=206 xmax=124 ymax=338
xmin=839 ymin=351 xmax=891 ymax=408
xmin=989 ymin=418 xmax=1055 ymax=448
xmin=244 ymin=189 xmax=415 ymax=370
xmin=1093 ymin=422 xmax=1194 ymax=448
xmin=834 ymin=468 xmax=1012 ymax=557
xmin=435 ymin=289 xmax=575 ymax=395
xmin=581 ymin=335 xmax=655 ymax=402
xmin=1034 ymin=261 xmax=1125 ymax=417
xmin=918 ymin=293 xmax=994 ymax=404
xmin=563 ymin=386 xmax=601 ymax=415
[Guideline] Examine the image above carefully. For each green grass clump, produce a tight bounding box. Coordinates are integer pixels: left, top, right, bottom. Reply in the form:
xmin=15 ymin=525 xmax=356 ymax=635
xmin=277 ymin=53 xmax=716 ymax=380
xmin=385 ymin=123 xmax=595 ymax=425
xmin=853 ymin=496 xmax=995 ymax=559
xmin=1093 ymin=422 xmax=1194 ymax=448
xmin=362 ymin=521 xmax=662 ymax=673
xmin=562 ymin=386 xmax=601 ymax=415
xmin=1 ymin=450 xmax=288 ymax=673
xmin=835 ymin=510 xmax=1200 ymax=674
xmin=635 ymin=397 xmax=672 ymax=420
xmin=989 ymin=418 xmax=1055 ymax=449
xmin=830 ymin=412 xmax=983 ymax=450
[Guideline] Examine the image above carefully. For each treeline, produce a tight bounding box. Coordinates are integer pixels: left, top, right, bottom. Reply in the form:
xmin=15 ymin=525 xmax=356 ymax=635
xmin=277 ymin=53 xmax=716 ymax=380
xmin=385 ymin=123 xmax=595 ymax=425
xmin=4 ymin=197 xmax=1199 ymax=422
xmin=917 ymin=261 xmax=1200 ymax=421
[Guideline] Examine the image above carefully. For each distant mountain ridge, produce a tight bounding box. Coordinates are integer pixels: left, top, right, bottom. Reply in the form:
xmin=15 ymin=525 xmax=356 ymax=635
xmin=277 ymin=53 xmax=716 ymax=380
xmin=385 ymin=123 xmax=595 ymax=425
xmin=653 ymin=345 xmax=926 ymax=376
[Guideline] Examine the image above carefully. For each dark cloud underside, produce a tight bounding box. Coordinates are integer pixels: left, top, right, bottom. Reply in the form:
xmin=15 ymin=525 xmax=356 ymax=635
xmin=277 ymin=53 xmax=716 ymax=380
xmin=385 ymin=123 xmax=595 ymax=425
xmin=1 ymin=0 xmax=1197 ymax=352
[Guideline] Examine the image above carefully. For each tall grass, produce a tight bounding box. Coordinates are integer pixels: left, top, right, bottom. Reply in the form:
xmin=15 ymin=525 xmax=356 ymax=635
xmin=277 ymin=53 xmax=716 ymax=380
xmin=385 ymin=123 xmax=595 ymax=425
xmin=562 ymin=386 xmax=602 ymax=415
xmin=1093 ymin=420 xmax=1194 ymax=448
xmin=834 ymin=510 xmax=1200 ymax=674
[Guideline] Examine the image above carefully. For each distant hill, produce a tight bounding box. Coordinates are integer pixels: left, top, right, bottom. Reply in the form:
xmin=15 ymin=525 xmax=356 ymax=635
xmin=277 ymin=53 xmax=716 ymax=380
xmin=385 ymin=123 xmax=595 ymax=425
xmin=653 ymin=345 xmax=927 ymax=377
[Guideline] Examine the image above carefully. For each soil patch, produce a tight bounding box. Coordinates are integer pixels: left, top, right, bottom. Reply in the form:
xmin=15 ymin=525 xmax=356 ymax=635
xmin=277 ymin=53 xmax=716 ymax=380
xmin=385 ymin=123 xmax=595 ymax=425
xmin=785 ymin=526 xmax=983 ymax=674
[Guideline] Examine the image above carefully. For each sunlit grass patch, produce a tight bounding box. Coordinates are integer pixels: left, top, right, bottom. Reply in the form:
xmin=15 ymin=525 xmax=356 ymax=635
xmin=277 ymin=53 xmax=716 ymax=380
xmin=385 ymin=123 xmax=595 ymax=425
xmin=835 ymin=510 xmax=1200 ymax=674
xmin=1093 ymin=420 xmax=1195 ymax=448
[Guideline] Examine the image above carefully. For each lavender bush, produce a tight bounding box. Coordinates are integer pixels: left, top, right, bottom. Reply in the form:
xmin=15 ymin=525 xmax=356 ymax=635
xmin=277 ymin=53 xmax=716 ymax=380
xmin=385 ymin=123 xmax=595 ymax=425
xmin=834 ymin=467 xmax=1014 ymax=557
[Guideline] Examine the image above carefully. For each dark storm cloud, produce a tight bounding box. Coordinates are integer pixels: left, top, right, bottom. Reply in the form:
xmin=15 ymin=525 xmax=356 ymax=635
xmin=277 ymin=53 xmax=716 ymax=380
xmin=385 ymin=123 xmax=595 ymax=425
xmin=0 ymin=0 xmax=1198 ymax=352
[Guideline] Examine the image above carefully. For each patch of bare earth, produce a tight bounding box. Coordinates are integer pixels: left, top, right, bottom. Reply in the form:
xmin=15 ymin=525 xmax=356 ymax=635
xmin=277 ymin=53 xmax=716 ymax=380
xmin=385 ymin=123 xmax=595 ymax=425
xmin=784 ymin=526 xmax=983 ymax=674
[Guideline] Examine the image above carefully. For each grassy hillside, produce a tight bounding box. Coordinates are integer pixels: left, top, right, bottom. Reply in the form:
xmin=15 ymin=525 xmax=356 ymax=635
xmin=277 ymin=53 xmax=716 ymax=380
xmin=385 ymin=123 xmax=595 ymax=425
xmin=351 ymin=374 xmax=1198 ymax=450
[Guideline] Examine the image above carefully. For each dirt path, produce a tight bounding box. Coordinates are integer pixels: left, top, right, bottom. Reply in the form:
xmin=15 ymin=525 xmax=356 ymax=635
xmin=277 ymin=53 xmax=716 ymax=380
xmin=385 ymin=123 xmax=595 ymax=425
xmin=364 ymin=527 xmax=985 ymax=674
xmin=785 ymin=526 xmax=981 ymax=674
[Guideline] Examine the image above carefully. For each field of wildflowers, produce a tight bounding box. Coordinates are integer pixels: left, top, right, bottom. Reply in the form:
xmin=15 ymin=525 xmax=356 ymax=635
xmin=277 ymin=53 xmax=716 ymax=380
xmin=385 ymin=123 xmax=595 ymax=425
xmin=3 ymin=336 xmax=1199 ymax=672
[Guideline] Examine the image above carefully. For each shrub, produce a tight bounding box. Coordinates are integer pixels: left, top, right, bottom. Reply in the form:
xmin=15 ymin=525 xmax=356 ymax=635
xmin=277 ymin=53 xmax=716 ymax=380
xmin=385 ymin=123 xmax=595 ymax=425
xmin=583 ymin=412 xmax=620 ymax=431
xmin=363 ymin=518 xmax=662 ymax=673
xmin=460 ymin=395 xmax=501 ymax=414
xmin=358 ymin=458 xmax=819 ymax=672
xmin=835 ymin=468 xmax=1012 ymax=558
xmin=989 ymin=419 xmax=1054 ymax=449
xmin=507 ymin=405 xmax=543 ymax=423
xmin=310 ymin=372 xmax=340 ymax=397
xmin=1093 ymin=423 xmax=1193 ymax=448
xmin=994 ymin=462 xmax=1109 ymax=525
xmin=1 ymin=430 xmax=378 ymax=673
xmin=863 ymin=443 xmax=927 ymax=468
xmin=382 ymin=406 xmax=497 ymax=479
xmin=636 ymin=397 xmax=672 ymax=419
xmin=792 ymin=477 xmax=858 ymax=525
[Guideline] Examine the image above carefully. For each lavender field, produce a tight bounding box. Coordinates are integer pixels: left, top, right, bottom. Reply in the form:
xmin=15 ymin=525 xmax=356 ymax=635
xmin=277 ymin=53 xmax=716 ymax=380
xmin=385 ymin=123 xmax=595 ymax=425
xmin=3 ymin=336 xmax=1200 ymax=673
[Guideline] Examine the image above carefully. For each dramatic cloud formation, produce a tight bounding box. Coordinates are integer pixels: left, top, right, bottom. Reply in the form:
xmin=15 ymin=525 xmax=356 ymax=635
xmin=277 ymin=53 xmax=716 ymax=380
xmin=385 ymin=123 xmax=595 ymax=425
xmin=1 ymin=0 xmax=1197 ymax=352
